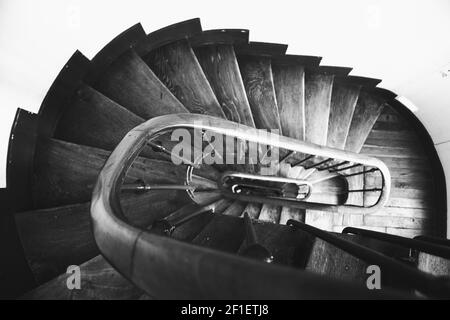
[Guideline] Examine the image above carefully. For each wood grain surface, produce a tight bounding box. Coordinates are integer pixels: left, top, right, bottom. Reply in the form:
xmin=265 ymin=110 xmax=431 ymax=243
xmin=144 ymin=40 xmax=225 ymax=118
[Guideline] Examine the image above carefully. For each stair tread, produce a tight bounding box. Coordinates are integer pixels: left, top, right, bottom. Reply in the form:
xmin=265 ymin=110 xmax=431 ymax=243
xmin=86 ymin=23 xmax=147 ymax=84
xmin=238 ymin=56 xmax=281 ymax=130
xmin=15 ymin=201 xmax=96 ymax=285
xmin=306 ymin=236 xmax=369 ymax=284
xmin=345 ymin=91 xmax=387 ymax=153
xmin=191 ymin=213 xmax=245 ymax=253
xmin=327 ymin=82 xmax=360 ymax=149
xmin=304 ymin=71 xmax=334 ymax=145
xmin=143 ymin=40 xmax=225 ymax=118
xmin=38 ymin=51 xmax=91 ymax=139
xmin=170 ymin=199 xmax=231 ymax=242
xmin=242 ymin=202 xmax=262 ymax=219
xmin=195 ymin=44 xmax=255 ymax=126
xmin=32 ymin=139 xmax=203 ymax=208
xmin=222 ymin=200 xmax=247 ymax=217
xmin=259 ymin=204 xmax=281 ymax=224
xmin=21 ymin=255 xmax=142 ymax=300
xmin=279 ymin=207 xmax=306 ymax=225
xmin=54 ymin=84 xmax=144 ymax=151
xmin=94 ymin=49 xmax=187 ymax=119
xmin=272 ymin=61 xmax=305 ymax=139
xmin=304 ymin=66 xmax=353 ymax=148
xmin=16 ymin=191 xmax=184 ymax=284
xmin=237 ymin=218 xmax=314 ymax=267
xmin=417 ymin=252 xmax=450 ymax=276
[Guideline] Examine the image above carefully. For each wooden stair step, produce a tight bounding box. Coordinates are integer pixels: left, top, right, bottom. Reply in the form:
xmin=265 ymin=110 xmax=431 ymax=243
xmin=304 ymin=66 xmax=351 ymax=146
xmin=238 ymin=55 xmax=281 ymax=131
xmin=38 ymin=51 xmax=91 ymax=139
xmin=93 ymin=49 xmax=187 ymax=119
xmin=306 ymin=232 xmax=416 ymax=290
xmin=0 ymin=189 xmax=36 ymax=299
xmin=271 ymin=56 xmax=321 ymax=140
xmin=191 ymin=213 xmax=245 ymax=253
xmin=21 ymin=255 xmax=142 ymax=300
xmin=170 ymin=199 xmax=231 ymax=242
xmin=192 ymin=191 xmax=223 ymax=206
xmin=85 ymin=23 xmax=147 ymax=84
xmin=345 ymin=90 xmax=387 ymax=153
xmin=242 ymin=202 xmax=262 ymax=219
xmin=237 ymin=219 xmax=314 ymax=267
xmin=135 ymin=18 xmax=203 ymax=56
xmin=327 ymin=82 xmax=360 ymax=149
xmin=271 ymin=59 xmax=305 ymax=139
xmin=120 ymin=191 xmax=188 ymax=228
xmin=305 ymin=235 xmax=369 ymax=284
xmin=54 ymin=84 xmax=143 ymax=151
xmin=32 ymin=139 xmax=205 ymax=208
xmin=195 ymin=44 xmax=255 ymax=126
xmin=417 ymin=253 xmax=450 ymax=276
xmin=16 ymin=191 xmax=183 ymax=285
xmin=258 ymin=204 xmax=281 ymax=224
xmin=279 ymin=207 xmax=306 ymax=225
xmin=15 ymin=202 xmax=96 ymax=285
xmin=143 ymin=40 xmax=225 ymax=118
xmin=222 ymin=200 xmax=247 ymax=217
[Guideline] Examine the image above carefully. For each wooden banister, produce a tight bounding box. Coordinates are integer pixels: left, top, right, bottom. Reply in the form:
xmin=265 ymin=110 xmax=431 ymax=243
xmin=90 ymin=114 xmax=396 ymax=298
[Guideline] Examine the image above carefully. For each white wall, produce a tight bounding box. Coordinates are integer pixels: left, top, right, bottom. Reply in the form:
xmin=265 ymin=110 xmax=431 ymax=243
xmin=1 ymin=0 xmax=450 ymax=233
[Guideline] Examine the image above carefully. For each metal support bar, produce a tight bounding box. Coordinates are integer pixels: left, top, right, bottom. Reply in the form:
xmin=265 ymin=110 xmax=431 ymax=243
xmin=330 ymin=163 xmax=362 ymax=173
xmin=342 ymin=168 xmax=379 ymax=178
xmin=304 ymin=158 xmax=333 ymax=170
xmin=292 ymin=155 xmax=314 ymax=167
xmin=318 ymin=161 xmax=349 ymax=171
xmin=151 ymin=203 xmax=215 ymax=235
xmin=147 ymin=140 xmax=198 ymax=167
xmin=279 ymin=150 xmax=294 ymax=163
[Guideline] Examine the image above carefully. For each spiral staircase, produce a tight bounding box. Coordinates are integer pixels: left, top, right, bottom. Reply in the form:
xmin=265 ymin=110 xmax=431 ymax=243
xmin=1 ymin=18 xmax=449 ymax=299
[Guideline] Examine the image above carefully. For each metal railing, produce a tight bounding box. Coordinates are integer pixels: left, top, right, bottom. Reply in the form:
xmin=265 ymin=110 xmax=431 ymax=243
xmin=344 ymin=227 xmax=450 ymax=260
xmin=289 ymin=221 xmax=450 ymax=298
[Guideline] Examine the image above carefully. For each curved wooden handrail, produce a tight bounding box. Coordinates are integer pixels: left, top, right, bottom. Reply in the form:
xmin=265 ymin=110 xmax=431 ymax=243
xmin=91 ymin=114 xmax=396 ymax=298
